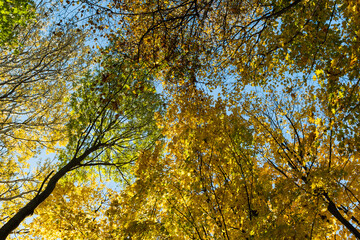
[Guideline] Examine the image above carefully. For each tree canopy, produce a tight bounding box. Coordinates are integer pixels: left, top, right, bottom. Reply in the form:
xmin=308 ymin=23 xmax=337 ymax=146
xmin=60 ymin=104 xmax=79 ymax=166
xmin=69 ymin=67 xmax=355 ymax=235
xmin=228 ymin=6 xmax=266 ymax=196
xmin=1 ymin=0 xmax=360 ymax=239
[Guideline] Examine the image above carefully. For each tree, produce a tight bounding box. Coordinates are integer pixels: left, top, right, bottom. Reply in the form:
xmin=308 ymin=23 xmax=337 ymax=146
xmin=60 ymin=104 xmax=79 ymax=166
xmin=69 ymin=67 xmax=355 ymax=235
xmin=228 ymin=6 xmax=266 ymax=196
xmin=0 ymin=49 xmax=162 ymax=238
xmin=0 ymin=0 xmax=164 ymax=238
xmin=0 ymin=0 xmax=90 ymax=235
xmin=3 ymin=0 xmax=360 ymax=239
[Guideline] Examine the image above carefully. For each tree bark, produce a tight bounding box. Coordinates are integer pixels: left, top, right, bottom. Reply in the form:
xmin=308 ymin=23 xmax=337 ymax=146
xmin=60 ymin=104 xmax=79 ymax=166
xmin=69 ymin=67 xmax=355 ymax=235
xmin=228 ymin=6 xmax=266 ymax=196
xmin=324 ymin=193 xmax=360 ymax=239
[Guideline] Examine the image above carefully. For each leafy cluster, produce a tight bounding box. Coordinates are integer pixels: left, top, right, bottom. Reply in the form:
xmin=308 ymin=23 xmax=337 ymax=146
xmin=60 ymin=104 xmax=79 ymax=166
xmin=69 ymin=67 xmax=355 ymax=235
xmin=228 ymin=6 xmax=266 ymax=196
xmin=0 ymin=0 xmax=35 ymax=47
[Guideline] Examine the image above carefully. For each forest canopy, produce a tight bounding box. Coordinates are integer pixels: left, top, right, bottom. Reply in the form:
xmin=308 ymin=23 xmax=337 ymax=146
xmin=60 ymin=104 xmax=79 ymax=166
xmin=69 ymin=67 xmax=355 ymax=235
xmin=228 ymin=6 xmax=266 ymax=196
xmin=1 ymin=0 xmax=360 ymax=239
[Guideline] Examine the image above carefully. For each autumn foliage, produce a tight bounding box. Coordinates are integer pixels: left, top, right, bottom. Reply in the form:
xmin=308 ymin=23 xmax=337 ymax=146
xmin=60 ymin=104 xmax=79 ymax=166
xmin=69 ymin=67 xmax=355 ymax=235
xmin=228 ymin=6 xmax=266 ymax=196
xmin=1 ymin=0 xmax=360 ymax=239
